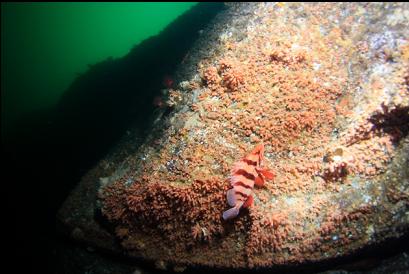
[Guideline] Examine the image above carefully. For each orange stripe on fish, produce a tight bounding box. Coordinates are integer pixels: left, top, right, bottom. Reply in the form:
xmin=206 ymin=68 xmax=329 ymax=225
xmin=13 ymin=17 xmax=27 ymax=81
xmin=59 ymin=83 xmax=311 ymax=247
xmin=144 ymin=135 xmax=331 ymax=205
xmin=223 ymin=143 xmax=275 ymax=220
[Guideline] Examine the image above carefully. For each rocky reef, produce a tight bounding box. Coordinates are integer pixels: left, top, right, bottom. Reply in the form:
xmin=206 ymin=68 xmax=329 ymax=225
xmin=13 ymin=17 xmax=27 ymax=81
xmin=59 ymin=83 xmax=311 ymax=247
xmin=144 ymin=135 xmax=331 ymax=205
xmin=59 ymin=2 xmax=409 ymax=272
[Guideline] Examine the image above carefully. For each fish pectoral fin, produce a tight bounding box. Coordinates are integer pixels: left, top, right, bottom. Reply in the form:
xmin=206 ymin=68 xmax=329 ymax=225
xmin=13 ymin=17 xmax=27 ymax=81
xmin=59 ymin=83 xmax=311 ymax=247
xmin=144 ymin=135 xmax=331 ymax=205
xmin=255 ymin=175 xmax=265 ymax=187
xmin=227 ymin=188 xmax=236 ymax=207
xmin=222 ymin=206 xmax=240 ymax=220
xmin=242 ymin=195 xmax=254 ymax=208
xmin=257 ymin=168 xmax=275 ymax=180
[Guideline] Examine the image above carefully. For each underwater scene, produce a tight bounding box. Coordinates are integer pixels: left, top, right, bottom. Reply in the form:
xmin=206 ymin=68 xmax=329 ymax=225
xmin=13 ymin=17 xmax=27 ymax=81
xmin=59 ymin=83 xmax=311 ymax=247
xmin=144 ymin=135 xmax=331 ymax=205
xmin=3 ymin=2 xmax=409 ymax=274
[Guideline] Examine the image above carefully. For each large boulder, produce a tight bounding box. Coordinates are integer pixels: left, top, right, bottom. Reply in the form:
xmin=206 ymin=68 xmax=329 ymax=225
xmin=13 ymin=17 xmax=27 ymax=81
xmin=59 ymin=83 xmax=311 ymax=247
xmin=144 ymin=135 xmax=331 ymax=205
xmin=58 ymin=3 xmax=409 ymax=272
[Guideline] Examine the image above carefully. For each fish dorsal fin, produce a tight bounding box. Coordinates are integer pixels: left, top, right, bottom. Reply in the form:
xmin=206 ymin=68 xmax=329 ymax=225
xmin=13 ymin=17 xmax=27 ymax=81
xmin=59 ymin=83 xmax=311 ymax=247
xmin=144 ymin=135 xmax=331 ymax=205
xmin=222 ymin=206 xmax=240 ymax=220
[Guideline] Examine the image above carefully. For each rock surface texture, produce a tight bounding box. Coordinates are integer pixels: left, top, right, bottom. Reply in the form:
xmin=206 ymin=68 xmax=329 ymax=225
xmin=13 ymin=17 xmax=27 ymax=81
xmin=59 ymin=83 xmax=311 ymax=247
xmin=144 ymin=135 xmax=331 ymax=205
xmin=59 ymin=3 xmax=409 ymax=272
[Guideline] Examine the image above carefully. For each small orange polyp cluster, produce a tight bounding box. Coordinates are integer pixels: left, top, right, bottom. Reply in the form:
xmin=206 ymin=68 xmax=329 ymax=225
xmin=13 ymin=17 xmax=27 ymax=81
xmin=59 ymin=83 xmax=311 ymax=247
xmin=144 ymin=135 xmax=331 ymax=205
xmin=219 ymin=59 xmax=245 ymax=92
xmin=269 ymin=47 xmax=307 ymax=68
xmin=221 ymin=67 xmax=245 ymax=92
xmin=202 ymin=59 xmax=245 ymax=93
xmin=202 ymin=66 xmax=221 ymax=91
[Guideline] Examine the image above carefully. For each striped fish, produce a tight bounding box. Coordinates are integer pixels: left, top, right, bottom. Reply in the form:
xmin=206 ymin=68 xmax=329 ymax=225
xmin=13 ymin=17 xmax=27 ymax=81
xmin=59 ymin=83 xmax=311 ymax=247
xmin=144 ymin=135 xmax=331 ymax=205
xmin=222 ymin=143 xmax=275 ymax=220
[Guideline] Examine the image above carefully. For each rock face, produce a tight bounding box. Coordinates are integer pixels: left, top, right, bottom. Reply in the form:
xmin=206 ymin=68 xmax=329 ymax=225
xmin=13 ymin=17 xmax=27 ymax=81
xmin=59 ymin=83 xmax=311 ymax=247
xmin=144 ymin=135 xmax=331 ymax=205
xmin=58 ymin=2 xmax=409 ymax=271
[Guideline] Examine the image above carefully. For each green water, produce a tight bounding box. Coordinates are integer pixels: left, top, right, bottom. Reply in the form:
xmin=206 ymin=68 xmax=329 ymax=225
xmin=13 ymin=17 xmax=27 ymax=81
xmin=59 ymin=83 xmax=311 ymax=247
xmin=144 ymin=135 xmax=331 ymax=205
xmin=1 ymin=2 xmax=197 ymax=134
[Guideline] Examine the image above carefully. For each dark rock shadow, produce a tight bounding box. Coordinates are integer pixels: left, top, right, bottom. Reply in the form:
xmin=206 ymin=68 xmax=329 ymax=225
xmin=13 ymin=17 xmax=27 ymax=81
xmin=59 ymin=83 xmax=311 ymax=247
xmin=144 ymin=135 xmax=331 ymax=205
xmin=3 ymin=3 xmax=225 ymax=273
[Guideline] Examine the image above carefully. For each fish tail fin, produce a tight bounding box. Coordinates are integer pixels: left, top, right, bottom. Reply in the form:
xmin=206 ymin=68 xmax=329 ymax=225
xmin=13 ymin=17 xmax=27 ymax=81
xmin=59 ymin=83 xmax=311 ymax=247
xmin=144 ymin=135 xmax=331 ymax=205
xmin=222 ymin=206 xmax=240 ymax=220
